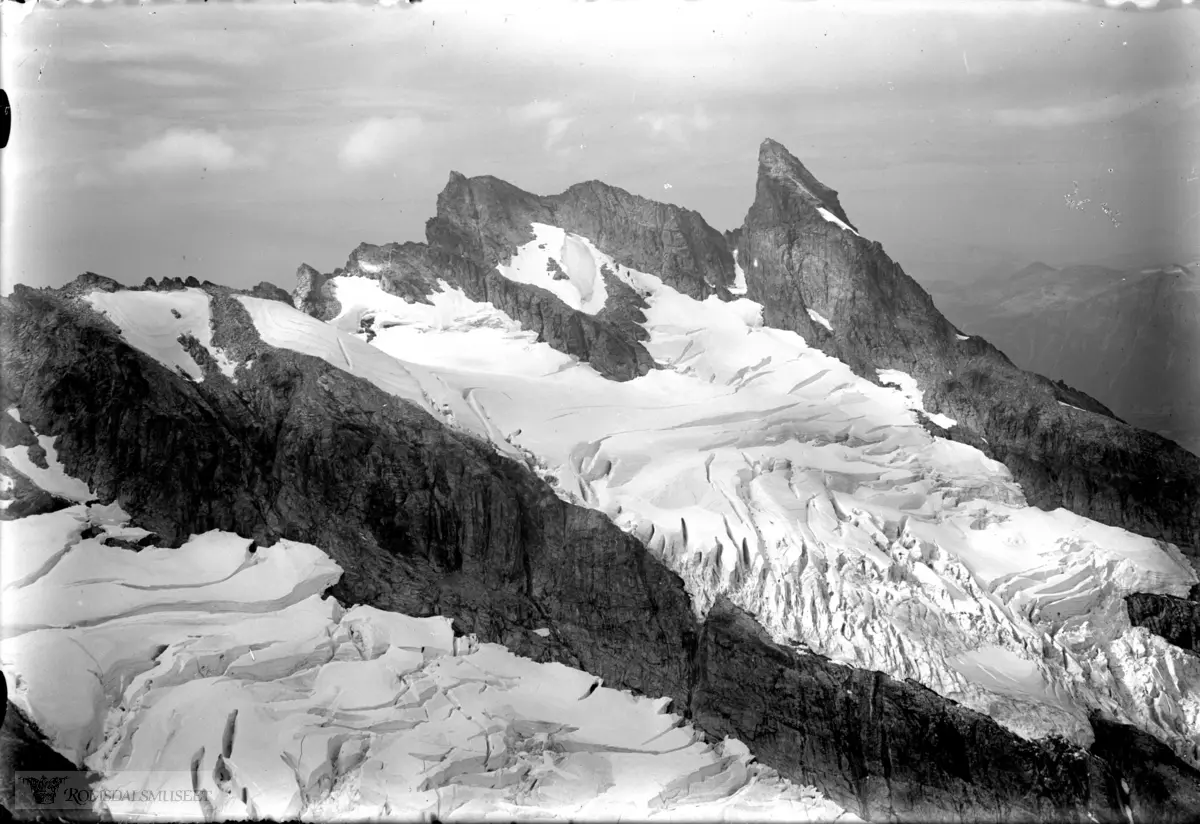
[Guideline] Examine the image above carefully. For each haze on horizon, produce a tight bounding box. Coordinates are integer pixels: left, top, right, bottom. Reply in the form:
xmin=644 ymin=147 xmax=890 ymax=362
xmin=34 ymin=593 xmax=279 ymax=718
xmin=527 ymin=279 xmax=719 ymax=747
xmin=2 ymin=0 xmax=1198 ymax=296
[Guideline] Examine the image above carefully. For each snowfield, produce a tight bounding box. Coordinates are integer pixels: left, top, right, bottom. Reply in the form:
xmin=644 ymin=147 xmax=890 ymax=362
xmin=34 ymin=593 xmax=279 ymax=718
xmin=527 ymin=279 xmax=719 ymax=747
xmin=85 ymin=288 xmax=238 ymax=381
xmin=0 ymin=502 xmax=853 ymax=822
xmin=66 ymin=228 xmax=1200 ymax=771
xmin=495 ymin=223 xmax=610 ymax=314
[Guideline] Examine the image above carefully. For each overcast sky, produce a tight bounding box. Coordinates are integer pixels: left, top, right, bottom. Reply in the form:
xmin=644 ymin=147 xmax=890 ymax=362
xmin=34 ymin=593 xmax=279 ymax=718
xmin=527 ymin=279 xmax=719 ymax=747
xmin=3 ymin=0 xmax=1198 ymax=294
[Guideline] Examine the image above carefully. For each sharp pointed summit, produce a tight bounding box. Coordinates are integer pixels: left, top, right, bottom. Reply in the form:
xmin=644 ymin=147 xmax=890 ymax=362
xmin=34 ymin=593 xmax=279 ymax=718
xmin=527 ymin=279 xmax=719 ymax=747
xmin=757 ymin=138 xmax=858 ymax=232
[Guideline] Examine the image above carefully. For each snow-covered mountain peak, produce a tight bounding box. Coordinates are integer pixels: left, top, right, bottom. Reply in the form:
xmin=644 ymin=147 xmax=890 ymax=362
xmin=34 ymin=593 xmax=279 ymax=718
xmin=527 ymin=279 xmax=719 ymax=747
xmin=5 ymin=140 xmax=1200 ymax=820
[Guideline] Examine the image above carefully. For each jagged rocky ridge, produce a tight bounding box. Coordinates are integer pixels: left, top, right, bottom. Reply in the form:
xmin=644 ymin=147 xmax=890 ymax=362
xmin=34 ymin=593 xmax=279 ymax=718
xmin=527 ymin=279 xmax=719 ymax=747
xmin=293 ymin=139 xmax=1200 ymax=677
xmin=299 ymin=139 xmax=1198 ymax=564
xmin=3 ymin=277 xmax=1200 ymax=822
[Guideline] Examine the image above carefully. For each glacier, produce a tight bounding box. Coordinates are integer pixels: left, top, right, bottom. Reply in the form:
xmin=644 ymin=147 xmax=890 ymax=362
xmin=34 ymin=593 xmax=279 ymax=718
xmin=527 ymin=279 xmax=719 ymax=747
xmin=12 ymin=220 xmax=1198 ymax=813
xmin=228 ymin=226 xmax=1197 ymax=765
xmin=0 ymin=500 xmax=854 ymax=821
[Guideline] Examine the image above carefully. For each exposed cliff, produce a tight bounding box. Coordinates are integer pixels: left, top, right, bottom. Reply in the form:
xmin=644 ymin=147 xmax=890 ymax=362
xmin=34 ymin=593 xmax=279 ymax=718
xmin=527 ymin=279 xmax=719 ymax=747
xmin=1126 ymin=588 xmax=1200 ymax=655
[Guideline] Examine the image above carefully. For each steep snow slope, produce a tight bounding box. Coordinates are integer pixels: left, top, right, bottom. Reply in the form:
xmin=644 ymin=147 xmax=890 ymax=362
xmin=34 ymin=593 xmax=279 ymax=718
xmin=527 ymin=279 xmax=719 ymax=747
xmin=84 ymin=288 xmax=238 ymax=381
xmin=0 ymin=499 xmax=852 ymax=822
xmin=238 ymin=294 xmax=524 ymax=456
xmin=495 ymin=223 xmax=609 ymax=314
xmin=297 ymin=230 xmax=1200 ymax=765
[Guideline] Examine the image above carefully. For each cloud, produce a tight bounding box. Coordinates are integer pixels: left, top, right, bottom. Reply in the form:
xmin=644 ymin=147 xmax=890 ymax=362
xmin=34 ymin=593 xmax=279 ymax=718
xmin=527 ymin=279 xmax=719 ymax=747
xmin=338 ymin=116 xmax=424 ymax=170
xmin=511 ymin=99 xmax=575 ymax=150
xmin=115 ymin=128 xmax=252 ymax=175
xmin=62 ymin=23 xmax=268 ymax=68
xmin=111 ymin=67 xmax=229 ymax=89
xmin=991 ymin=84 xmax=1200 ymax=128
xmin=512 ymin=100 xmax=565 ymax=123
xmin=637 ymin=105 xmax=715 ymax=144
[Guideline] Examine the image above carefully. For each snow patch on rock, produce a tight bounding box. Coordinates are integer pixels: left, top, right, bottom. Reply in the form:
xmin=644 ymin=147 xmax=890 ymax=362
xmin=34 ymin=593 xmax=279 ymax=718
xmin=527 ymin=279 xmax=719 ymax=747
xmin=817 ymin=207 xmax=859 ymax=236
xmin=878 ymin=368 xmax=958 ymax=429
xmin=730 ymin=250 xmax=748 ymax=296
xmin=807 ymin=308 xmax=833 ymax=332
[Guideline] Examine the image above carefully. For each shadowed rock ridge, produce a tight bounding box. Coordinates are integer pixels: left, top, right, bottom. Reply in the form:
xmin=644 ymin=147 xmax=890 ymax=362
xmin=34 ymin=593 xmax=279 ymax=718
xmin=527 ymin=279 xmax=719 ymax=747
xmin=1126 ymin=586 xmax=1200 ymax=654
xmin=3 ymin=278 xmax=1200 ymax=821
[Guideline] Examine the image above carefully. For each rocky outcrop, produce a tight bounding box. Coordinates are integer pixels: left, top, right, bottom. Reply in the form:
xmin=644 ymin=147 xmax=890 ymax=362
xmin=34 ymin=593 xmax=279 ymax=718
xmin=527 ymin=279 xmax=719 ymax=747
xmin=691 ymin=597 xmax=1200 ymax=823
xmin=425 ymin=172 xmax=734 ymax=300
xmin=0 ymin=457 xmax=73 ymax=521
xmin=737 ymin=138 xmax=1200 ymax=557
xmin=546 ymin=181 xmax=735 ymax=299
xmin=0 ymin=410 xmax=71 ymax=520
xmin=5 ymin=279 xmax=1200 ymax=821
xmin=1126 ymin=587 xmax=1200 ymax=654
xmin=291 ymin=263 xmax=340 ymax=320
xmin=246 ymin=281 xmax=294 ymax=305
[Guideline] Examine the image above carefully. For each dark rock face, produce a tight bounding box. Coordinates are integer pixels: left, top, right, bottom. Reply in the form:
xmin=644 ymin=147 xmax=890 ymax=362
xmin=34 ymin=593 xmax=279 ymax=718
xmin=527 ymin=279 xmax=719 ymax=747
xmin=546 ymin=181 xmax=735 ymax=299
xmin=424 ymin=172 xmax=734 ymax=301
xmin=424 ymin=172 xmax=552 ymax=267
xmin=1126 ymin=588 xmax=1200 ymax=654
xmin=737 ymin=139 xmax=1200 ymax=558
xmin=0 ymin=410 xmax=38 ymax=452
xmin=1090 ymin=715 xmax=1200 ymax=822
xmin=5 ymin=280 xmax=1200 ymax=821
xmin=246 ymin=281 xmax=294 ymax=305
xmin=1 ymin=698 xmax=103 ymax=822
xmin=691 ymin=598 xmax=1200 ymax=823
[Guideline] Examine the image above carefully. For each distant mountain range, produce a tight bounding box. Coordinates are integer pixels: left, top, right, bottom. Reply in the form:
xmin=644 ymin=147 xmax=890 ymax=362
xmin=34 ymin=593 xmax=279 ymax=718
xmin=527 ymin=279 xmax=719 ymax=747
xmin=931 ymin=261 xmax=1200 ymax=456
